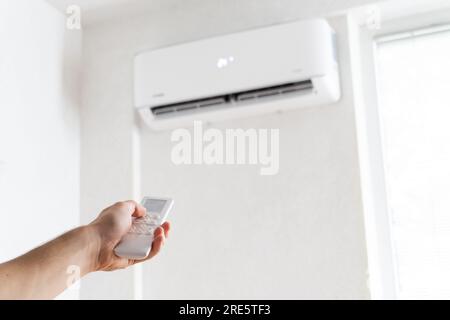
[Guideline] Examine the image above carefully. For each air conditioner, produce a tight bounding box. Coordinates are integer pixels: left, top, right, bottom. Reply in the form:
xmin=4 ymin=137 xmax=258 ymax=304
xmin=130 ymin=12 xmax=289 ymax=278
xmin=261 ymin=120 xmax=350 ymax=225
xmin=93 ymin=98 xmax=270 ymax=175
xmin=134 ymin=19 xmax=340 ymax=130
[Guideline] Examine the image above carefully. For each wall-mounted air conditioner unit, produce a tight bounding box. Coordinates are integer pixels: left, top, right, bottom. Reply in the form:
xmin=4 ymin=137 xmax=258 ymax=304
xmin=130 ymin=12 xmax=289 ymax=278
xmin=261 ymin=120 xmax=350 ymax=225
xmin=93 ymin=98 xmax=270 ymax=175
xmin=134 ymin=19 xmax=340 ymax=130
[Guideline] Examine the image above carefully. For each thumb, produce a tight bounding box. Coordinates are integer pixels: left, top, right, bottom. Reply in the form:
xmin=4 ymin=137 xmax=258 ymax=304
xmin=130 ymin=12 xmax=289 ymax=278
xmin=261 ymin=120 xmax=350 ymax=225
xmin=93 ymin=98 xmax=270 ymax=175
xmin=121 ymin=200 xmax=146 ymax=218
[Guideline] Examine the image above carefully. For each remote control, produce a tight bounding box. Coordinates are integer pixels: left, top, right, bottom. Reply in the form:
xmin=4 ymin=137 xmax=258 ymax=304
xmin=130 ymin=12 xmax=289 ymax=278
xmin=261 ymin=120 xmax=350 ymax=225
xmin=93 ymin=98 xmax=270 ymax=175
xmin=114 ymin=197 xmax=174 ymax=260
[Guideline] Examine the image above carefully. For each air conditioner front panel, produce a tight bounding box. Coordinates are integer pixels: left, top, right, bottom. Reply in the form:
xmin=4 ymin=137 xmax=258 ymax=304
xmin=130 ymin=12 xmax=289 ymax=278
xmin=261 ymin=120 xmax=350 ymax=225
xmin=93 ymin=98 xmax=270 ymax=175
xmin=134 ymin=19 xmax=337 ymax=109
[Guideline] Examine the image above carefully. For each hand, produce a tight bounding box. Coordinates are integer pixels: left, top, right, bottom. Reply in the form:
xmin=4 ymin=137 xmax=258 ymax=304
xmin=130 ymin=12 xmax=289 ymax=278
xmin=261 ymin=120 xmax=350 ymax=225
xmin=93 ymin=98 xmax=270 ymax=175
xmin=89 ymin=200 xmax=170 ymax=271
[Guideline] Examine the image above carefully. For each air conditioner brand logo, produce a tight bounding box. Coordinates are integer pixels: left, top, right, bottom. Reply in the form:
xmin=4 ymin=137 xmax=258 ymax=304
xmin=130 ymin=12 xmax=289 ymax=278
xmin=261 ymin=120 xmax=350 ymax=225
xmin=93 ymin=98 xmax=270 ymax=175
xmin=217 ymin=56 xmax=235 ymax=69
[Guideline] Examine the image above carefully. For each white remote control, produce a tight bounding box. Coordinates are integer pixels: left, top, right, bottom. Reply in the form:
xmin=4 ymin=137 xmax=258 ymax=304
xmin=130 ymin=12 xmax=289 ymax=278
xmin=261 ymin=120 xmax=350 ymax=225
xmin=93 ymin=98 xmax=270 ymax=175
xmin=114 ymin=197 xmax=174 ymax=260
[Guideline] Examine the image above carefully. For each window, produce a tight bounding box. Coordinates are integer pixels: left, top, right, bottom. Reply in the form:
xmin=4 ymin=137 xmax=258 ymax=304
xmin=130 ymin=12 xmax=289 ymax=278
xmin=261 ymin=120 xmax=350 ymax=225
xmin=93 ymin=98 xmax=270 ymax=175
xmin=375 ymin=27 xmax=450 ymax=299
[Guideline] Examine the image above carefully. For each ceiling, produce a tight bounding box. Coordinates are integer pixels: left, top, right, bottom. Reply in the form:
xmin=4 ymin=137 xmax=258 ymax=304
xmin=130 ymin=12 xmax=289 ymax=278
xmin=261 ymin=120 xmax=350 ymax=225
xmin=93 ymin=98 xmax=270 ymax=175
xmin=45 ymin=0 xmax=450 ymax=27
xmin=46 ymin=0 xmax=132 ymax=12
xmin=379 ymin=0 xmax=450 ymax=20
xmin=46 ymin=0 xmax=386 ymax=27
xmin=45 ymin=0 xmax=177 ymax=25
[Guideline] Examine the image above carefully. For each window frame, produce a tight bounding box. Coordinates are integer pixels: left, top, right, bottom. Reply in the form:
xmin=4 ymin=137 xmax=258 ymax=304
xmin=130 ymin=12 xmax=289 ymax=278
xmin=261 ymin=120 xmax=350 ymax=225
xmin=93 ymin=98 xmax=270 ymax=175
xmin=356 ymin=8 xmax=450 ymax=300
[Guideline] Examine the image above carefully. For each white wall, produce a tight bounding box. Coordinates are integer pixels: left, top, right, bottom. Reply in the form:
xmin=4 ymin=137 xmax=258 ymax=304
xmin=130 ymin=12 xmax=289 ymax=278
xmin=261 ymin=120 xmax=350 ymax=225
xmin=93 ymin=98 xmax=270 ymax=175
xmin=140 ymin=17 xmax=369 ymax=300
xmin=0 ymin=0 xmax=81 ymax=299
xmin=80 ymin=3 xmax=371 ymax=299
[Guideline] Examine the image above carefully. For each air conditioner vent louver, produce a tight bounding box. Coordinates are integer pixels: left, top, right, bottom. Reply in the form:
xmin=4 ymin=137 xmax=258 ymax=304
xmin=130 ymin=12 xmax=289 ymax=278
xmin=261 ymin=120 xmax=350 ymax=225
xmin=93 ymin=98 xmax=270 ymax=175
xmin=236 ymin=80 xmax=313 ymax=102
xmin=151 ymin=80 xmax=313 ymax=117
xmin=152 ymin=97 xmax=227 ymax=116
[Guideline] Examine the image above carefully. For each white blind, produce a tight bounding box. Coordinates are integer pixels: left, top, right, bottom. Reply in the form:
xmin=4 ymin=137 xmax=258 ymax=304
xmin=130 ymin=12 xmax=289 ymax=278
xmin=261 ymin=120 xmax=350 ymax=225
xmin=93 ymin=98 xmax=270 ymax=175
xmin=376 ymin=28 xmax=450 ymax=299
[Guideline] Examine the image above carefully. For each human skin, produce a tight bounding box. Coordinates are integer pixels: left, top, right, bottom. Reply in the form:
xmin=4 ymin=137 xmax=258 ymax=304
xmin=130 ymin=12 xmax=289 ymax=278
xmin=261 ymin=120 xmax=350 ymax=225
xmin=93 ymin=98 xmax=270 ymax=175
xmin=0 ymin=200 xmax=170 ymax=300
